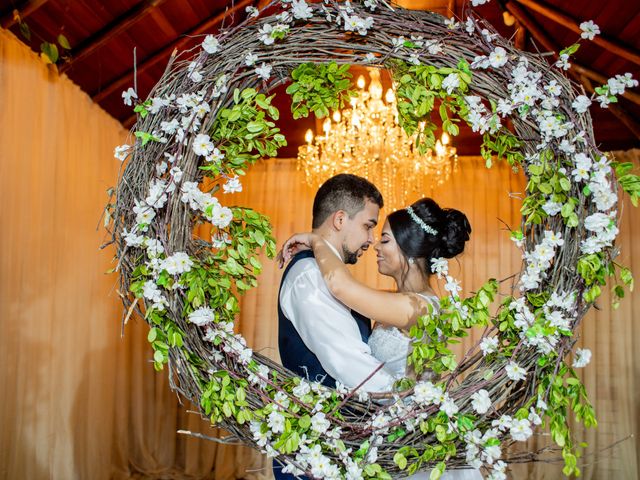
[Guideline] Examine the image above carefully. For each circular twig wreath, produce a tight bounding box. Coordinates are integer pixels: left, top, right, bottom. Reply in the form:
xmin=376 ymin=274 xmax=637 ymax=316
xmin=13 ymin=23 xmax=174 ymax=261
xmin=108 ymin=1 xmax=639 ymax=478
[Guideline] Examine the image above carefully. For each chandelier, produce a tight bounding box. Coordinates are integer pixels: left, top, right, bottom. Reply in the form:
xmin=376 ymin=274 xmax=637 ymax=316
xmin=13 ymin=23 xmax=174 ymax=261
xmin=296 ymin=68 xmax=457 ymax=211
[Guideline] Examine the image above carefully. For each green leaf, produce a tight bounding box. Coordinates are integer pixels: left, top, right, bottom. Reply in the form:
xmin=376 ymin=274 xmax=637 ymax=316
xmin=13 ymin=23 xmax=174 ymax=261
xmin=40 ymin=42 xmax=59 ymax=63
xmin=394 ymin=452 xmax=408 ymax=470
xmin=430 ymin=462 xmax=446 ymax=480
xmin=57 ymin=33 xmax=71 ymax=50
xmin=19 ymin=22 xmax=31 ymax=41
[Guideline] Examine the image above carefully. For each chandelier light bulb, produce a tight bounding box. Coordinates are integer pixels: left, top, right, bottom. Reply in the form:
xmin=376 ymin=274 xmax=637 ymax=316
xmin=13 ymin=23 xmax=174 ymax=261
xmin=305 ymin=129 xmax=313 ymax=144
xmin=385 ymin=88 xmax=395 ymax=103
xmin=332 ymin=111 xmax=341 ymax=122
xmin=441 ymin=132 xmax=450 ymax=145
xmin=356 ymin=75 xmax=366 ymax=89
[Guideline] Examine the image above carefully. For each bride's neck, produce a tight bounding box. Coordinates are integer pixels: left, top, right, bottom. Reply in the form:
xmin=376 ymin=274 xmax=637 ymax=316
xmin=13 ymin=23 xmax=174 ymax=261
xmin=395 ymin=269 xmax=433 ymax=295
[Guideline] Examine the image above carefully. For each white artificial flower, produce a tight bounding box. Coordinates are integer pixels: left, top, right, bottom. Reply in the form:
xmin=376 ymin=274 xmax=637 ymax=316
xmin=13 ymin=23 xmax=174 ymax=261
xmin=258 ymin=23 xmax=276 ymax=45
xmin=192 ymin=133 xmax=214 ymax=156
xmin=122 ymin=87 xmax=137 ymax=106
xmin=572 ymin=95 xmax=592 ymax=113
xmin=444 ymin=17 xmax=459 ymax=30
xmin=542 ymin=201 xmax=562 ymax=216
xmin=489 ymin=47 xmax=508 ymax=68
xmin=114 ymin=144 xmax=131 ymax=161
xmin=496 ymin=99 xmax=514 ymax=116
xmin=471 ymin=389 xmax=492 ymax=414
xmin=580 ymin=20 xmax=600 ymax=40
xmin=187 ymin=61 xmax=203 ymax=83
xmin=142 ymin=280 xmax=163 ymax=302
xmin=145 ymin=179 xmax=168 ymax=209
xmin=311 ymin=412 xmax=331 ymax=434
xmin=408 ymin=53 xmax=420 ymax=65
xmin=442 ymin=73 xmax=460 ymax=94
xmin=555 ymin=53 xmax=571 ymax=70
xmin=471 ymin=0 xmax=490 ymax=5
xmin=444 ymin=276 xmax=462 ymax=296
xmin=585 ymin=212 xmax=611 ymax=232
xmin=170 ymin=166 xmax=183 ymax=183
xmin=244 ymin=52 xmax=258 ymax=66
xmin=413 ymin=381 xmax=443 ymax=404
xmin=596 ymin=93 xmax=612 ymax=108
xmin=528 ymin=408 xmax=542 ymax=426
xmin=134 ymin=201 xmax=156 ymax=226
xmin=223 ymin=176 xmax=242 ymax=194
xmin=202 ymin=34 xmax=220 ymax=54
xmin=471 ymin=55 xmax=490 ymax=69
xmin=267 ymin=410 xmax=285 ymax=433
xmin=162 ymin=251 xmax=193 ymax=275
xmin=365 ymin=52 xmax=376 ymax=62
xmin=343 ymin=14 xmax=374 ymax=35
xmin=573 ymin=348 xmax=592 ymax=368
xmin=148 ymin=96 xmax=171 ymax=114
xmin=210 ymin=205 xmax=233 ymax=228
xmin=292 ymin=380 xmax=311 ymax=398
xmin=160 ymin=118 xmax=180 ymax=135
xmin=206 ymin=147 xmax=225 ymax=164
xmin=291 ymin=0 xmax=313 ymax=20
xmin=246 ymin=5 xmax=259 ymax=17
xmin=391 ymin=36 xmax=406 ymax=50
xmin=425 ymin=40 xmax=443 ymax=55
xmin=492 ymin=414 xmax=513 ymax=431
xmin=465 ymin=18 xmax=475 ymax=34
xmin=510 ymin=418 xmax=533 ymax=441
xmin=505 ymin=361 xmax=527 ymax=382
xmin=543 ymin=230 xmax=564 ymax=248
xmin=255 ymin=62 xmax=272 ymax=80
xmin=430 ymin=257 xmax=448 ymax=277
xmin=480 ymin=336 xmax=499 ymax=356
xmin=123 ymin=228 xmax=144 ymax=247
xmin=440 ymin=394 xmax=459 ymax=417
xmin=189 ymin=307 xmax=215 ymax=326
xmin=193 ymin=101 xmax=210 ymax=119
xmin=144 ymin=238 xmax=164 ymax=257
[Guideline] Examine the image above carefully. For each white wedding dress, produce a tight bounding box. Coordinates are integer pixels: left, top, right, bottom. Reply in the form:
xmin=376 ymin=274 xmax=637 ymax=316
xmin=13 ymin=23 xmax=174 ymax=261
xmin=368 ymin=294 xmax=483 ymax=480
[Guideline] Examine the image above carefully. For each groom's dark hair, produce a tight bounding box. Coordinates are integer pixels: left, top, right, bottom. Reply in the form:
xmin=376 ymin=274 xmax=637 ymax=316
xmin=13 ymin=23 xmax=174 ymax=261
xmin=312 ymin=174 xmax=383 ymax=228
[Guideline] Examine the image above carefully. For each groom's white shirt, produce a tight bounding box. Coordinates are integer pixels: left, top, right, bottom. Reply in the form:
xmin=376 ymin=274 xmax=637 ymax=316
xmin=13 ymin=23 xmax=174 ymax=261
xmin=279 ymin=243 xmax=395 ymax=392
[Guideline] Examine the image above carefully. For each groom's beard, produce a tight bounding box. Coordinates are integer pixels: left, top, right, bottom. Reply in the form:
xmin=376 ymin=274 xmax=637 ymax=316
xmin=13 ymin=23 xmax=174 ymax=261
xmin=342 ymin=243 xmax=367 ymax=265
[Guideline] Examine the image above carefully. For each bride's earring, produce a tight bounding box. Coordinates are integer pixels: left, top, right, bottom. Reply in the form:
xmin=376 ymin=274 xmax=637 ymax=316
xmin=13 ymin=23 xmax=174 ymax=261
xmin=408 ymin=257 xmax=415 ymax=265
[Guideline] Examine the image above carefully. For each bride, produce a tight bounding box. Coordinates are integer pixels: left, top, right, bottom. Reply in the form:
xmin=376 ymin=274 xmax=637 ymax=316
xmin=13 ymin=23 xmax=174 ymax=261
xmin=281 ymin=197 xmax=482 ymax=479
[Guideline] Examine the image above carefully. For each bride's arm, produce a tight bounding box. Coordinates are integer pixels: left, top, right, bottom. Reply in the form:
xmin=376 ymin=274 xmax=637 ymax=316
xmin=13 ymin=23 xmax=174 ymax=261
xmin=308 ymin=235 xmax=431 ymax=329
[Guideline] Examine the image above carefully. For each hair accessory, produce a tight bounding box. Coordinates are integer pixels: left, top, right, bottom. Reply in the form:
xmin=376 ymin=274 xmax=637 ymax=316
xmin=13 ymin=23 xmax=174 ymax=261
xmin=406 ymin=206 xmax=438 ymax=235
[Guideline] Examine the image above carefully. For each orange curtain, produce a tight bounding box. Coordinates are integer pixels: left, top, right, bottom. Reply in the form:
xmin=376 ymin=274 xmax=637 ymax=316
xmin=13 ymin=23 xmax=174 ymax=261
xmin=1 ymin=27 xmax=638 ymax=479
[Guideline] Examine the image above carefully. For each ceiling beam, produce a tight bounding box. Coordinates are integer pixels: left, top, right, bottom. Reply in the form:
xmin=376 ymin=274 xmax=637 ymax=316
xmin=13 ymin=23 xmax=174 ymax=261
xmin=92 ymin=0 xmax=254 ymax=104
xmin=514 ymin=0 xmax=640 ymax=67
xmin=505 ymin=1 xmax=640 ymax=142
xmin=1 ymin=0 xmax=49 ymax=29
xmin=60 ymin=0 xmax=169 ymax=74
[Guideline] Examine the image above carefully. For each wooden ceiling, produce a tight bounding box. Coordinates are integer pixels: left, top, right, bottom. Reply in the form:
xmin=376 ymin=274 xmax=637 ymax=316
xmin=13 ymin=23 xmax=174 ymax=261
xmin=2 ymin=0 xmax=639 ymax=156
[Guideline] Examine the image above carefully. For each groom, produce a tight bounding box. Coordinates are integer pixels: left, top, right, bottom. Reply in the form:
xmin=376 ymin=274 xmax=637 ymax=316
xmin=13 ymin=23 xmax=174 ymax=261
xmin=277 ymin=173 xmax=395 ymax=390
xmin=273 ymin=174 xmax=395 ymax=479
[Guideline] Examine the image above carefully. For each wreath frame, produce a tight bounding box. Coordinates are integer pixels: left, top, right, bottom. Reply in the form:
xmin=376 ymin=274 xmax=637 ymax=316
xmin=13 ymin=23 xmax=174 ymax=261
xmin=107 ymin=1 xmax=640 ymax=478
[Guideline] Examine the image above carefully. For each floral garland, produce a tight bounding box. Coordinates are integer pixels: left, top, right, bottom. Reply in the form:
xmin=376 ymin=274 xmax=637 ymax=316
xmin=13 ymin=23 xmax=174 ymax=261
xmin=107 ymin=1 xmax=640 ymax=478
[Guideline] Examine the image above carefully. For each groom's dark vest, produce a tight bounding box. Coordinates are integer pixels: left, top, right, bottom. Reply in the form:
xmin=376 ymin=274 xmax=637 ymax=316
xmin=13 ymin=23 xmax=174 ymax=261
xmin=277 ymin=250 xmax=372 ymax=388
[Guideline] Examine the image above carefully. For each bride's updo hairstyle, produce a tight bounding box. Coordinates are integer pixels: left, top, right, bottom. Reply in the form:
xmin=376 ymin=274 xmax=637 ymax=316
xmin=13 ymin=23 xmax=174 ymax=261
xmin=388 ymin=198 xmax=471 ymax=274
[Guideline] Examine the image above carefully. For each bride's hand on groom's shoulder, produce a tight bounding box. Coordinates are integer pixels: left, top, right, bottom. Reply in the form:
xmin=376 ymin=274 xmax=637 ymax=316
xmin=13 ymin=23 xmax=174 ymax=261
xmin=277 ymin=232 xmax=316 ymax=268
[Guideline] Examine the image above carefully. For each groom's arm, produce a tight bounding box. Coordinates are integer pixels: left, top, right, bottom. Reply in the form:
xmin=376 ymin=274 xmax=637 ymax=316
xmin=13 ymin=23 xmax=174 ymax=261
xmin=280 ymin=260 xmax=395 ymax=392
